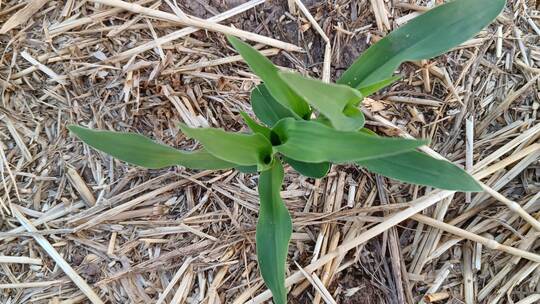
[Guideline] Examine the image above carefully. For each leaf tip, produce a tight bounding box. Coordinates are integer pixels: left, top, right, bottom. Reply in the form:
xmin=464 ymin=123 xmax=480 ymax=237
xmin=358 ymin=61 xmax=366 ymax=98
xmin=67 ymin=124 xmax=85 ymax=136
xmin=227 ymin=35 xmax=244 ymax=50
xmin=177 ymin=122 xmax=189 ymax=131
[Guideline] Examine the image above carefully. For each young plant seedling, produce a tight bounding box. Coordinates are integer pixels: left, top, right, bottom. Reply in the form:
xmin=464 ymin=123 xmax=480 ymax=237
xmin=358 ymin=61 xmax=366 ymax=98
xmin=69 ymin=0 xmax=504 ymax=302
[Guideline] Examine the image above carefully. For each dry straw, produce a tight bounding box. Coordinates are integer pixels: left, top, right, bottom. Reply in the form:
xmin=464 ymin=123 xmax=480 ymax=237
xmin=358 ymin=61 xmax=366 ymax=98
xmin=1 ymin=0 xmax=539 ymax=303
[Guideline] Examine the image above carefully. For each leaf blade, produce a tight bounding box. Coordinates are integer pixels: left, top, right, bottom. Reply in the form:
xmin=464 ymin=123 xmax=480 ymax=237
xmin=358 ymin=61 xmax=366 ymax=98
xmin=357 ymin=128 xmax=481 ymax=191
xmin=179 ymin=123 xmax=273 ymax=170
xmin=272 ymin=118 xmax=426 ymax=163
xmin=251 ymin=84 xmax=296 ymax=127
xmin=240 ymin=111 xmax=272 ymax=139
xmin=256 ymin=160 xmax=292 ymax=304
xmin=357 ymin=151 xmax=482 ymax=191
xmin=68 ymin=125 xmax=235 ymax=169
xmin=338 ymin=0 xmax=505 ymax=88
xmin=284 ymin=157 xmax=330 ymax=179
xmin=358 ymin=75 xmax=401 ymax=97
xmin=241 ymin=112 xmax=330 ymax=178
xmin=279 ymin=72 xmax=365 ymax=131
xmin=228 ymin=36 xmax=311 ymax=119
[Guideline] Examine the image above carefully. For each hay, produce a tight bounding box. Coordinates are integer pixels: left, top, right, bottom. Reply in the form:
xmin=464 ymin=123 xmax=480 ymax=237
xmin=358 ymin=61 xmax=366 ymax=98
xmin=0 ymin=0 xmax=539 ymax=303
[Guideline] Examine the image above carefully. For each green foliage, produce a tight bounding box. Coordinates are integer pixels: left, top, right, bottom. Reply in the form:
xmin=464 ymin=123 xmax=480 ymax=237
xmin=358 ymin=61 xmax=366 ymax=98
xmin=68 ymin=2 xmax=502 ymax=302
xmin=279 ymin=72 xmax=365 ymax=131
xmin=68 ymin=126 xmax=235 ymax=170
xmin=241 ymin=111 xmax=330 ymax=178
xmin=357 ymin=150 xmax=481 ymax=191
xmin=338 ymin=0 xmax=505 ymax=88
xmin=240 ymin=111 xmax=272 ymax=139
xmin=284 ymin=157 xmax=330 ymax=179
xmin=272 ymin=118 xmax=427 ymax=163
xmin=250 ymin=84 xmax=295 ymax=127
xmin=358 ymin=75 xmax=401 ymax=97
xmin=356 ymin=128 xmax=480 ymax=191
xmin=256 ymin=160 xmax=292 ymax=303
xmin=228 ymin=36 xmax=311 ymax=119
xmin=179 ymin=123 xmax=273 ymax=171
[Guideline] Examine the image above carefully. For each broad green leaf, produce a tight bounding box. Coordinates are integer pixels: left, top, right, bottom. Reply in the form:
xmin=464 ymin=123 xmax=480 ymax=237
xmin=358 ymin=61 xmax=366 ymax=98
xmin=237 ymin=165 xmax=258 ymax=174
xmin=313 ymin=115 xmax=332 ymax=127
xmin=179 ymin=124 xmax=273 ymax=170
xmin=284 ymin=157 xmax=330 ymax=179
xmin=240 ymin=111 xmax=273 ymax=140
xmin=241 ymin=112 xmax=330 ymax=178
xmin=359 ymin=75 xmax=401 ymax=97
xmin=356 ymin=128 xmax=481 ymax=191
xmin=358 ymin=127 xmax=378 ymax=136
xmin=240 ymin=111 xmax=284 ymax=147
xmin=228 ymin=36 xmax=311 ymax=119
xmin=68 ymin=125 xmax=235 ymax=169
xmin=338 ymin=0 xmax=505 ymax=88
xmin=251 ymin=84 xmax=295 ymax=127
xmin=272 ymin=118 xmax=426 ymax=163
xmin=358 ymin=151 xmax=481 ymax=191
xmin=256 ymin=160 xmax=292 ymax=304
xmin=279 ymin=72 xmax=365 ymax=131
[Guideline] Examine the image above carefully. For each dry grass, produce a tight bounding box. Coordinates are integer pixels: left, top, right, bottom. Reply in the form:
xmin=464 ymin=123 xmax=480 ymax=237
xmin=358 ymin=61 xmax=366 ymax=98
xmin=1 ymin=0 xmax=539 ymax=303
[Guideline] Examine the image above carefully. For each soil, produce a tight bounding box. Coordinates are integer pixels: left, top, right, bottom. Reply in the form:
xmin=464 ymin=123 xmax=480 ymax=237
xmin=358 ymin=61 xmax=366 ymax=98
xmin=185 ymin=0 xmax=372 ymax=79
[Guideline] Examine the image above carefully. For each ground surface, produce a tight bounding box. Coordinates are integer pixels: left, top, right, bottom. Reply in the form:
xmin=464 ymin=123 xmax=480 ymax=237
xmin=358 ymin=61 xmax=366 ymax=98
xmin=1 ymin=0 xmax=540 ymax=303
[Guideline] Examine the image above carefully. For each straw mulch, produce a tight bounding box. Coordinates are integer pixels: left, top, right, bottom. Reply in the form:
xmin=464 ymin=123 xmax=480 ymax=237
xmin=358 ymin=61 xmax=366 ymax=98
xmin=1 ymin=0 xmax=539 ymax=303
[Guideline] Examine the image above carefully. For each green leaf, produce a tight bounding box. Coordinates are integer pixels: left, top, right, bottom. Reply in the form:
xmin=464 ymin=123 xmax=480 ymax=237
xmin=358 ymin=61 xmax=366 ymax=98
xmin=358 ymin=127 xmax=378 ymax=136
xmin=338 ymin=0 xmax=505 ymax=88
xmin=279 ymin=72 xmax=365 ymax=131
xmin=358 ymin=151 xmax=482 ymax=191
xmin=240 ymin=111 xmax=272 ymax=139
xmin=179 ymin=124 xmax=273 ymax=170
xmin=256 ymin=160 xmax=292 ymax=304
xmin=251 ymin=84 xmax=296 ymax=127
xmin=228 ymin=36 xmax=311 ymax=119
xmin=241 ymin=112 xmax=330 ymax=178
xmin=237 ymin=165 xmax=258 ymax=174
xmin=356 ymin=128 xmax=481 ymax=191
xmin=284 ymin=157 xmax=330 ymax=179
xmin=272 ymin=118 xmax=426 ymax=163
xmin=68 ymin=125 xmax=236 ymax=170
xmin=240 ymin=111 xmax=282 ymax=147
xmin=358 ymin=75 xmax=401 ymax=97
xmin=313 ymin=115 xmax=333 ymax=127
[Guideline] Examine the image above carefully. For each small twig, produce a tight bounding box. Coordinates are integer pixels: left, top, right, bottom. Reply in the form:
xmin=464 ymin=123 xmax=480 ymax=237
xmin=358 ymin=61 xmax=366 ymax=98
xmin=513 ymin=27 xmax=530 ymax=66
xmin=89 ymin=0 xmax=302 ymax=52
xmin=20 ymin=51 xmax=67 ymax=85
xmin=0 ymin=0 xmax=49 ymax=34
xmin=412 ymin=214 xmax=540 ymax=263
xmin=107 ymin=0 xmax=266 ymax=62
xmin=479 ymin=183 xmax=540 ymax=232
xmin=462 ymin=242 xmax=474 ymax=304
xmin=293 ymin=0 xmax=331 ymax=83
xmin=11 ymin=205 xmax=104 ymax=304
xmin=155 ymin=257 xmax=194 ymax=304
xmin=0 ymin=255 xmax=42 ymax=265
xmin=386 ymin=96 xmax=442 ymax=107
xmin=67 ymin=167 xmax=96 ymax=207
xmin=465 ymin=117 xmax=474 ymax=203
xmin=0 ymin=280 xmax=67 ymax=289
xmin=496 ymin=25 xmax=503 ymax=58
